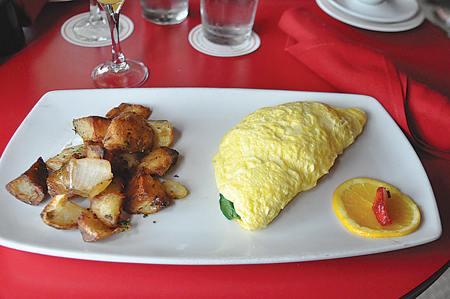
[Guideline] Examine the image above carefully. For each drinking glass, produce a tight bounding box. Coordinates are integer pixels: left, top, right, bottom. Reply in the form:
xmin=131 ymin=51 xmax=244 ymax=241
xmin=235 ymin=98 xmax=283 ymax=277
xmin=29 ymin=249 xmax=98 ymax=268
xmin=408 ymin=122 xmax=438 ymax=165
xmin=200 ymin=0 xmax=259 ymax=46
xmin=140 ymin=0 xmax=189 ymax=25
xmin=92 ymin=0 xmax=149 ymax=88
xmin=73 ymin=0 xmax=110 ymax=42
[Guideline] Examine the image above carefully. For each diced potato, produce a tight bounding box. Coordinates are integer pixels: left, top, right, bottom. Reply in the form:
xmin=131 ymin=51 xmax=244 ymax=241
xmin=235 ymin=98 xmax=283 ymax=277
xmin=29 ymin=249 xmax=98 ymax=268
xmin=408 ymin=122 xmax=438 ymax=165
xmin=41 ymin=194 xmax=90 ymax=229
xmin=90 ymin=179 xmax=125 ymax=227
xmin=6 ymin=157 xmax=49 ymax=206
xmin=46 ymin=144 xmax=86 ymax=171
xmin=103 ymin=112 xmax=154 ymax=153
xmin=138 ymin=147 xmax=179 ymax=177
xmin=106 ymin=151 xmax=145 ymax=177
xmin=73 ymin=116 xmax=111 ymax=143
xmin=82 ymin=141 xmax=106 ymax=159
xmin=147 ymin=120 xmax=174 ymax=148
xmin=124 ymin=169 xmax=169 ymax=214
xmin=162 ymin=180 xmax=188 ymax=199
xmin=106 ymin=103 xmax=152 ymax=119
xmin=78 ymin=213 xmax=127 ymax=242
xmin=46 ymin=161 xmax=76 ymax=198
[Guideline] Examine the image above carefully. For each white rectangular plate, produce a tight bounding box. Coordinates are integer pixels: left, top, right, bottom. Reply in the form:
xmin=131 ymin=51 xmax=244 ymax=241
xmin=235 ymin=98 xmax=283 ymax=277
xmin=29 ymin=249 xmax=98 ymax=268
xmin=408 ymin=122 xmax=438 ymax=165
xmin=0 ymin=88 xmax=441 ymax=265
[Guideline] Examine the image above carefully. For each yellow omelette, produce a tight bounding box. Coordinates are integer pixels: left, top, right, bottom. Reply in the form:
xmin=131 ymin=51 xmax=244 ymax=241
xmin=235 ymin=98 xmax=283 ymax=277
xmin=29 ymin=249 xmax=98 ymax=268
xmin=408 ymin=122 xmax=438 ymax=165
xmin=212 ymin=101 xmax=366 ymax=231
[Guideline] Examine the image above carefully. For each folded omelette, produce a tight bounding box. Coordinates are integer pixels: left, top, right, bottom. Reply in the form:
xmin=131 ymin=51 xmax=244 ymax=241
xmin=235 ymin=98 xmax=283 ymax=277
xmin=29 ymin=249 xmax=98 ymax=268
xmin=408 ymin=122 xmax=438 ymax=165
xmin=212 ymin=101 xmax=366 ymax=231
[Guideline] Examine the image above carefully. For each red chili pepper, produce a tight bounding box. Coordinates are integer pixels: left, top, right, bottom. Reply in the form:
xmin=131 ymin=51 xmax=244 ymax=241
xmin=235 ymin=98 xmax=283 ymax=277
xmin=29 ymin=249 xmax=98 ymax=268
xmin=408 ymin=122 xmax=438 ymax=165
xmin=372 ymin=187 xmax=391 ymax=226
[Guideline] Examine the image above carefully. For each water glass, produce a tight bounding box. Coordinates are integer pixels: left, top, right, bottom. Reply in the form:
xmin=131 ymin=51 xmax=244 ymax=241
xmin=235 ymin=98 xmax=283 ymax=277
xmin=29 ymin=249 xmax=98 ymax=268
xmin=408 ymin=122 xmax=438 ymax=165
xmin=140 ymin=0 xmax=189 ymax=25
xmin=200 ymin=0 xmax=259 ymax=46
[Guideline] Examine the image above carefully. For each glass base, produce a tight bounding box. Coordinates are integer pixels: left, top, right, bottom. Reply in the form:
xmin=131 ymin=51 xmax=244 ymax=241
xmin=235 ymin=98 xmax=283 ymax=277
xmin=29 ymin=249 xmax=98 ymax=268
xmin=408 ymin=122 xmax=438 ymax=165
xmin=92 ymin=59 xmax=149 ymax=88
xmin=73 ymin=17 xmax=111 ymax=42
xmin=142 ymin=7 xmax=188 ymax=25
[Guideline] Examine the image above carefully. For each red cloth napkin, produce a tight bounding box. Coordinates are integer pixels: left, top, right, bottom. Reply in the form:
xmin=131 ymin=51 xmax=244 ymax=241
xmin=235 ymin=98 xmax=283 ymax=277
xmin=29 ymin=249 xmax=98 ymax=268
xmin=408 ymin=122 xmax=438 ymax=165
xmin=278 ymin=7 xmax=450 ymax=159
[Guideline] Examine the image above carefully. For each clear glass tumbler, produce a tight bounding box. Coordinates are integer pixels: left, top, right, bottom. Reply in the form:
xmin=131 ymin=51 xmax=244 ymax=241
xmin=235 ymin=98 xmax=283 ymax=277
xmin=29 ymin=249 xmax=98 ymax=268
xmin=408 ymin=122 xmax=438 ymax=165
xmin=200 ymin=0 xmax=258 ymax=46
xmin=140 ymin=0 xmax=189 ymax=25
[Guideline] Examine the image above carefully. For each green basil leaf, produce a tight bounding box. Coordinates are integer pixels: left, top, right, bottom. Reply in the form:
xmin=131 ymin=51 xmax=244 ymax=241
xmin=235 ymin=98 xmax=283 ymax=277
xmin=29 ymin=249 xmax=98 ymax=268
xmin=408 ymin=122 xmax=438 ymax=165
xmin=219 ymin=194 xmax=241 ymax=220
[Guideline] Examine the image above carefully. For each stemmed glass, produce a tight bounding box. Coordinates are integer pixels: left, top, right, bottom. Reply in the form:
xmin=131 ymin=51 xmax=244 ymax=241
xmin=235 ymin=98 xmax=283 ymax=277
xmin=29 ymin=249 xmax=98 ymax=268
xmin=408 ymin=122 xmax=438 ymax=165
xmin=73 ymin=0 xmax=110 ymax=42
xmin=91 ymin=0 xmax=149 ymax=88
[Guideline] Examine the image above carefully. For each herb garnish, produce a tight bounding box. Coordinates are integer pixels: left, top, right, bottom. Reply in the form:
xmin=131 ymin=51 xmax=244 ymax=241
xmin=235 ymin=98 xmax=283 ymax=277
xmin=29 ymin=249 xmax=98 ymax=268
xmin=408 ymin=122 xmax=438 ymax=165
xmin=118 ymin=219 xmax=131 ymax=229
xmin=219 ymin=194 xmax=241 ymax=220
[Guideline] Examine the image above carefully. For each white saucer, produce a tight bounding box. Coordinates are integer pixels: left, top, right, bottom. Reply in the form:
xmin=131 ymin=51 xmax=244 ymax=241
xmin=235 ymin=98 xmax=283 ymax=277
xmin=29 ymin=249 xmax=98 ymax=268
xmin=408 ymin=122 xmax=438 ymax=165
xmin=316 ymin=0 xmax=424 ymax=32
xmin=61 ymin=12 xmax=134 ymax=47
xmin=188 ymin=25 xmax=261 ymax=57
xmin=329 ymin=0 xmax=419 ymax=23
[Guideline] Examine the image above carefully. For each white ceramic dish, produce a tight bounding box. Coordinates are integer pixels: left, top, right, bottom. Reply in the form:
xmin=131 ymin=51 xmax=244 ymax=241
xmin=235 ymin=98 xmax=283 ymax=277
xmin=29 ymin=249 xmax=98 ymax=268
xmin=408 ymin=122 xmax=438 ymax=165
xmin=317 ymin=0 xmax=424 ymax=32
xmin=329 ymin=0 xmax=419 ymax=23
xmin=0 ymin=88 xmax=441 ymax=265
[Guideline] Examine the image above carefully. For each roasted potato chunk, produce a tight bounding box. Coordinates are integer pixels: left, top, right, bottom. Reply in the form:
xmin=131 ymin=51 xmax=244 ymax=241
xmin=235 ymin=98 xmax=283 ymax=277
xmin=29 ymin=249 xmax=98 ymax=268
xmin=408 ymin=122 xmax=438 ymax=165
xmin=162 ymin=180 xmax=188 ymax=200
xmin=78 ymin=213 xmax=128 ymax=242
xmin=147 ymin=120 xmax=174 ymax=148
xmin=124 ymin=169 xmax=169 ymax=214
xmin=138 ymin=147 xmax=179 ymax=177
xmin=41 ymin=194 xmax=90 ymax=229
xmin=46 ymin=144 xmax=86 ymax=171
xmin=90 ymin=179 xmax=125 ymax=227
xmin=103 ymin=112 xmax=154 ymax=152
xmin=6 ymin=157 xmax=49 ymax=205
xmin=82 ymin=141 xmax=106 ymax=159
xmin=106 ymin=103 xmax=152 ymax=119
xmin=106 ymin=151 xmax=145 ymax=176
xmin=73 ymin=116 xmax=111 ymax=143
xmin=46 ymin=161 xmax=76 ymax=198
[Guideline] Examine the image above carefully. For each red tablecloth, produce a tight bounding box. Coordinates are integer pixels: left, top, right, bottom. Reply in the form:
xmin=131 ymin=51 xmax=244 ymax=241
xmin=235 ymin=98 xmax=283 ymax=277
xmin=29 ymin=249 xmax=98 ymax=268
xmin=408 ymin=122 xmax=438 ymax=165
xmin=1 ymin=0 xmax=449 ymax=298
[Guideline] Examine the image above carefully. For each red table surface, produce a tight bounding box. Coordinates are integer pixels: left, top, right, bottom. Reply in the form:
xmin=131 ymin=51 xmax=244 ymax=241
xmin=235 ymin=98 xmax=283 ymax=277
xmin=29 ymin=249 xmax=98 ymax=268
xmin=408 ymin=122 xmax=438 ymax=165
xmin=1 ymin=0 xmax=449 ymax=298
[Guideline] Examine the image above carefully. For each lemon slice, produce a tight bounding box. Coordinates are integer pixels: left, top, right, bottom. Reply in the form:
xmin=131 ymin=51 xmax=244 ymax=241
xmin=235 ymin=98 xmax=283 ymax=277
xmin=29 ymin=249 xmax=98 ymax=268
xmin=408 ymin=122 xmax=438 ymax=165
xmin=332 ymin=178 xmax=421 ymax=238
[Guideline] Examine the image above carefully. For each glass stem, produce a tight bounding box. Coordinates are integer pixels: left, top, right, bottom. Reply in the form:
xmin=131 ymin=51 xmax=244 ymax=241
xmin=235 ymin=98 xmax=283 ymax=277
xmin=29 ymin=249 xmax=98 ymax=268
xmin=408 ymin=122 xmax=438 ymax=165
xmin=102 ymin=4 xmax=128 ymax=73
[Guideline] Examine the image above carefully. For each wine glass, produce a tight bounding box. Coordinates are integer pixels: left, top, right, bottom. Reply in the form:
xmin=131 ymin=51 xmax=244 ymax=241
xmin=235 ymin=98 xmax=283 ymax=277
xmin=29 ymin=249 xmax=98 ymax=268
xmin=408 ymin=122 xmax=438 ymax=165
xmin=91 ymin=0 xmax=149 ymax=88
xmin=73 ymin=0 xmax=110 ymax=42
